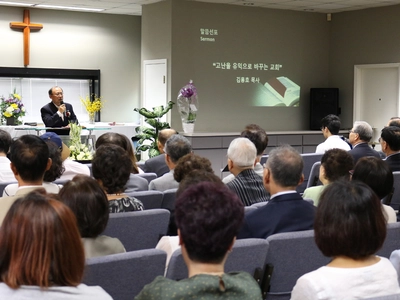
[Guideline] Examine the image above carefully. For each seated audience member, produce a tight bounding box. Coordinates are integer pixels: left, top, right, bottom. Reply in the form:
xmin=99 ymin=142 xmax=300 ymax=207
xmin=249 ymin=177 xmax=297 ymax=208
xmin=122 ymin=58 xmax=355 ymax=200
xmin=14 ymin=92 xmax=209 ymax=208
xmin=149 ymin=134 xmax=192 ymax=192
xmin=142 ymin=128 xmax=177 ymax=177
xmin=136 ymin=182 xmax=262 ymax=299
xmin=92 ymin=144 xmax=144 ymax=213
xmin=348 ymin=121 xmax=380 ymax=164
xmin=96 ymin=132 xmax=148 ymax=192
xmin=226 ymin=137 xmax=270 ymax=206
xmin=163 ymin=169 xmax=223 ymax=236
xmin=238 ymin=145 xmax=315 ymax=239
xmin=39 ymin=132 xmax=91 ymax=181
xmin=315 ymin=114 xmax=351 ymax=154
xmin=0 ymin=190 xmax=112 ymax=299
xmin=0 ymin=129 xmax=15 ymax=182
xmin=59 ymin=175 xmax=126 ymax=258
xmin=388 ymin=117 xmax=400 ymax=127
xmin=381 ymin=126 xmax=400 ymax=172
xmin=0 ymin=135 xmax=51 ymax=225
xmin=96 ymin=132 xmax=143 ymax=174
xmin=302 ymin=149 xmax=353 ymax=206
xmin=223 ymin=124 xmax=268 ymax=184
xmin=291 ymin=181 xmax=400 ymax=299
xmin=173 ymin=153 xmax=214 ymax=183
xmin=3 ymin=141 xmax=65 ymax=196
xmin=351 ymin=156 xmax=396 ymax=223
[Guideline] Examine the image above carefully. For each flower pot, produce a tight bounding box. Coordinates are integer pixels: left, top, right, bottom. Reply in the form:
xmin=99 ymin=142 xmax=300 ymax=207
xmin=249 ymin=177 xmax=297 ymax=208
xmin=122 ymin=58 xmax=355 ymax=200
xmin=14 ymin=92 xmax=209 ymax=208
xmin=5 ymin=117 xmax=16 ymax=126
xmin=182 ymin=122 xmax=195 ymax=134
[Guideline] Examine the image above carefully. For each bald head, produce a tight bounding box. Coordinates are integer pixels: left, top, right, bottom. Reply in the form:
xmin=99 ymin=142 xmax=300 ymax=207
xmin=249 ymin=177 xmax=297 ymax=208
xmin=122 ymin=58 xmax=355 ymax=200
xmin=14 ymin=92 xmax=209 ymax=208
xmin=158 ymin=129 xmax=178 ymax=153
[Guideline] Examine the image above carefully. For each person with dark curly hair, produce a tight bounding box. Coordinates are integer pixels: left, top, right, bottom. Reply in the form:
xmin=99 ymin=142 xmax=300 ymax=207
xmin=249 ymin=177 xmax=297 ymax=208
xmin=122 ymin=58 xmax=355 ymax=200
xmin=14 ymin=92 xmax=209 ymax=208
xmin=173 ymin=153 xmax=214 ymax=183
xmin=158 ymin=170 xmax=224 ymax=255
xmin=292 ymin=181 xmax=400 ymax=299
xmin=96 ymin=132 xmax=142 ymax=174
xmin=302 ymin=148 xmax=354 ymax=206
xmin=96 ymin=133 xmax=148 ymax=192
xmin=0 ymin=190 xmax=112 ymax=299
xmin=59 ymin=175 xmax=126 ymax=258
xmin=92 ymin=144 xmax=144 ymax=213
xmin=136 ymin=182 xmax=262 ymax=299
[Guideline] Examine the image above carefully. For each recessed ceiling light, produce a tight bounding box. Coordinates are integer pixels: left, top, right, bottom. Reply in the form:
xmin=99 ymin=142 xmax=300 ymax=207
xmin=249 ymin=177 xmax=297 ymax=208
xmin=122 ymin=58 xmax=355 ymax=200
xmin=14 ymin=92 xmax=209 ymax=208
xmin=0 ymin=1 xmax=33 ymax=6
xmin=243 ymin=3 xmax=254 ymax=6
xmin=34 ymin=4 xmax=104 ymax=12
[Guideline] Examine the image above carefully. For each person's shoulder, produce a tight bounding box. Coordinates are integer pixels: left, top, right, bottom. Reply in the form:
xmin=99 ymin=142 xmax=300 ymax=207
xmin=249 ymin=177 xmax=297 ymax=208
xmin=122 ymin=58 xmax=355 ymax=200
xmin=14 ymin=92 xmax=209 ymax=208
xmin=135 ymin=276 xmax=172 ymax=299
xmin=71 ymin=284 xmax=112 ymax=299
xmin=225 ymin=272 xmax=262 ymax=297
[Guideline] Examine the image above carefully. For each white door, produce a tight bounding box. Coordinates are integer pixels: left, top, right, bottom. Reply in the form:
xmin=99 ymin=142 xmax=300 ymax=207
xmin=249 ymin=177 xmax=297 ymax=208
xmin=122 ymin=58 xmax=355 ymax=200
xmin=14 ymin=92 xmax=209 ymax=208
xmin=142 ymin=59 xmax=168 ymax=124
xmin=141 ymin=59 xmax=168 ymax=160
xmin=354 ymin=63 xmax=400 ymax=149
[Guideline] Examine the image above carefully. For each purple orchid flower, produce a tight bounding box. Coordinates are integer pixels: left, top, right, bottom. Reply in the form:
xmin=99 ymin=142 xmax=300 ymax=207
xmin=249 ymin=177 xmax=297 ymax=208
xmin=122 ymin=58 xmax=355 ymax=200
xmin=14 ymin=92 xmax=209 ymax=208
xmin=180 ymin=87 xmax=194 ymax=98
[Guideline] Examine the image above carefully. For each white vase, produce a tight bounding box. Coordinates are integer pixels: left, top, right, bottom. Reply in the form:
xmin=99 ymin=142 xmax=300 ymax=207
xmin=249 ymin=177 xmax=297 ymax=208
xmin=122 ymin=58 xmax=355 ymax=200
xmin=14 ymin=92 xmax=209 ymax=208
xmin=182 ymin=122 xmax=195 ymax=134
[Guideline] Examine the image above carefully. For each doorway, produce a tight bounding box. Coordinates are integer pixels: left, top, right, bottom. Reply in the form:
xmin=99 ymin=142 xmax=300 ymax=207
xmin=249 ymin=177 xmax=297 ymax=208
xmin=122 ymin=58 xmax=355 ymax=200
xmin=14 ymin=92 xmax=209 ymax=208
xmin=354 ymin=63 xmax=400 ymax=150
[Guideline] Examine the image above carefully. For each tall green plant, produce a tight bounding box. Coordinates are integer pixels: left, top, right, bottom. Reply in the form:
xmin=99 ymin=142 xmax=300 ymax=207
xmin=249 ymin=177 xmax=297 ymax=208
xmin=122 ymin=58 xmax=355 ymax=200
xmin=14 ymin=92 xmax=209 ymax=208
xmin=133 ymin=101 xmax=175 ymax=158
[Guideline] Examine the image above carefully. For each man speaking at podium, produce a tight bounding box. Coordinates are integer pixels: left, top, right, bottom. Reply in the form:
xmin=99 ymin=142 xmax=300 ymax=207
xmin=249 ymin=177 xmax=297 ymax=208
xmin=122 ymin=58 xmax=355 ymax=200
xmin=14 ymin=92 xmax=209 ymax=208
xmin=41 ymin=86 xmax=78 ymax=135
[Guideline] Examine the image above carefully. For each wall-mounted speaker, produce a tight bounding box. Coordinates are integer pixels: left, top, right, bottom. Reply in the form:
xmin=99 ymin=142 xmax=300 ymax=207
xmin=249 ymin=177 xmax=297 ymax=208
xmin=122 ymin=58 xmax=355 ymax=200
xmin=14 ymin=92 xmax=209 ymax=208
xmin=310 ymin=88 xmax=340 ymax=130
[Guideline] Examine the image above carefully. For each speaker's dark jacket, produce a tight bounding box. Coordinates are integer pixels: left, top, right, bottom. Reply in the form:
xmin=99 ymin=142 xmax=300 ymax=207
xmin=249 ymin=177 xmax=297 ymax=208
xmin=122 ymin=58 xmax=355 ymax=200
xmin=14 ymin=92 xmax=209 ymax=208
xmin=41 ymin=102 xmax=78 ymax=135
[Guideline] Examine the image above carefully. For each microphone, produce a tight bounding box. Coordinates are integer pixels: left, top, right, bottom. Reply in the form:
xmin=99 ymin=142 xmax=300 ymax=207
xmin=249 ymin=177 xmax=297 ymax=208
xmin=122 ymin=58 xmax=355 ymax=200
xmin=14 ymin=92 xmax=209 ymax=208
xmin=60 ymin=101 xmax=64 ymax=105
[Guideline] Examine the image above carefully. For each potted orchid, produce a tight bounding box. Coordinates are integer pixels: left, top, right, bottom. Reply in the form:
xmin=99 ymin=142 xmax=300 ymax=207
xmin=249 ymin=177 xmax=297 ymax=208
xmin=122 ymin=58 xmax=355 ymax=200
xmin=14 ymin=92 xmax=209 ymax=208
xmin=177 ymin=80 xmax=198 ymax=133
xmin=0 ymin=89 xmax=26 ymax=125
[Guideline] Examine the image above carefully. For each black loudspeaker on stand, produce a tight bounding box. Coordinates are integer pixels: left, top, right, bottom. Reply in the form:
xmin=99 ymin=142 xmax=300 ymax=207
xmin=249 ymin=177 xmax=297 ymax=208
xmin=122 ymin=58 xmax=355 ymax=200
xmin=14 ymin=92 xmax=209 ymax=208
xmin=309 ymin=88 xmax=340 ymax=130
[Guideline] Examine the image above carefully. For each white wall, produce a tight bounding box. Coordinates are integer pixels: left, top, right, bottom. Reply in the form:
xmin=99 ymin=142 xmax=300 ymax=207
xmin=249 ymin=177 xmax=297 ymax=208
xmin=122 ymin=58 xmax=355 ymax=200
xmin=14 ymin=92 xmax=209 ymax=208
xmin=0 ymin=7 xmax=142 ymax=125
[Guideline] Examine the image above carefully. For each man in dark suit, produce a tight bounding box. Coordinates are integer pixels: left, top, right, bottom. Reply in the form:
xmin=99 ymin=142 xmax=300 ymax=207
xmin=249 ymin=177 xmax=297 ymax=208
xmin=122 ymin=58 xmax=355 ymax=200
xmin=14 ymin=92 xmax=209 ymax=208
xmin=142 ymin=128 xmax=177 ymax=177
xmin=381 ymin=126 xmax=400 ymax=172
xmin=348 ymin=121 xmax=380 ymax=165
xmin=40 ymin=86 xmax=78 ymax=135
xmin=237 ymin=145 xmax=315 ymax=239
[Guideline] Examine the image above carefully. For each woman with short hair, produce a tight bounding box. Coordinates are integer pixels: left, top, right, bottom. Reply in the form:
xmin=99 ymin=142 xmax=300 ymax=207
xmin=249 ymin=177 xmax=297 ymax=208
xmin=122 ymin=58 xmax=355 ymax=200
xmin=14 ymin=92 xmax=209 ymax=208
xmin=92 ymin=144 xmax=144 ymax=212
xmin=291 ymin=180 xmax=400 ymax=299
xmin=0 ymin=190 xmax=111 ymax=299
xmin=136 ymin=182 xmax=262 ymax=299
xmin=302 ymin=148 xmax=353 ymax=206
xmin=59 ymin=175 xmax=126 ymax=258
xmin=351 ymin=156 xmax=396 ymax=223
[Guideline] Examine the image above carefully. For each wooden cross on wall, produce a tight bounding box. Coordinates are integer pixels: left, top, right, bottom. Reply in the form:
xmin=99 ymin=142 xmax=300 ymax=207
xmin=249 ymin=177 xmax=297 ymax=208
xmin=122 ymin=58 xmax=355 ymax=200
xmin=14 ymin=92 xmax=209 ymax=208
xmin=10 ymin=10 xmax=43 ymax=67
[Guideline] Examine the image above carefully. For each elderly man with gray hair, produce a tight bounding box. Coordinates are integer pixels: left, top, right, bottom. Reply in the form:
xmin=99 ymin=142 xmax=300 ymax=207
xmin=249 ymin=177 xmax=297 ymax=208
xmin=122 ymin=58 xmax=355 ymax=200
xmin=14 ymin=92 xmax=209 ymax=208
xmin=238 ymin=145 xmax=315 ymax=239
xmin=348 ymin=121 xmax=380 ymax=164
xmin=149 ymin=134 xmax=192 ymax=191
xmin=226 ymin=137 xmax=270 ymax=206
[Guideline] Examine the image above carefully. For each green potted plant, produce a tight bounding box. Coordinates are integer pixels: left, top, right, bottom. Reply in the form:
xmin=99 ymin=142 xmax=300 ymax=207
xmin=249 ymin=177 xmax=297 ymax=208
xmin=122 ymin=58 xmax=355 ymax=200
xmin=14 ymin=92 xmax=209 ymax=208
xmin=133 ymin=101 xmax=175 ymax=158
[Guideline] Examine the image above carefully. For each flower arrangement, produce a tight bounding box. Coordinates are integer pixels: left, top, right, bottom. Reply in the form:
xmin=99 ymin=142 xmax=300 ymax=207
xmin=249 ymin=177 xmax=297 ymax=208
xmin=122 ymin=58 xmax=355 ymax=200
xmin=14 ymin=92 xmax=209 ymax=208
xmin=69 ymin=123 xmax=93 ymax=161
xmin=0 ymin=89 xmax=26 ymax=125
xmin=177 ymin=80 xmax=198 ymax=133
xmin=81 ymin=94 xmax=104 ymax=123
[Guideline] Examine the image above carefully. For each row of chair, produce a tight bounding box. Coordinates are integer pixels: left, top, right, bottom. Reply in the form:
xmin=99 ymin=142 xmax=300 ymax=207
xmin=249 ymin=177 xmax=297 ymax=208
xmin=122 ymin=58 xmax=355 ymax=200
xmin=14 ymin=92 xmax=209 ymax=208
xmin=84 ymin=222 xmax=400 ymax=300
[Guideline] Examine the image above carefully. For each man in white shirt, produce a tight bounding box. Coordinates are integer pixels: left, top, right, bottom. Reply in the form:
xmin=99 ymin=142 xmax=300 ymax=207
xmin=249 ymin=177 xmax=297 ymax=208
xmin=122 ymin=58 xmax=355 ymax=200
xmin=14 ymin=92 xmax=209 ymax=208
xmin=315 ymin=114 xmax=351 ymax=154
xmin=0 ymin=130 xmax=16 ymax=183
